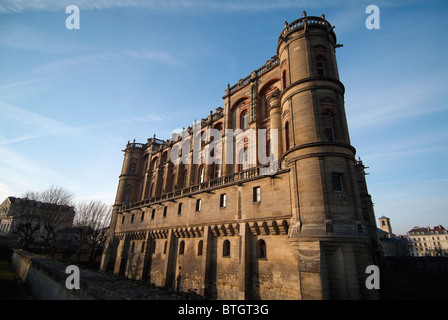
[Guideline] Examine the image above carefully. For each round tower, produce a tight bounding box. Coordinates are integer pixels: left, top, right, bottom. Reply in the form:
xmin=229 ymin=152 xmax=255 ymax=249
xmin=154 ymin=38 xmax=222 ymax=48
xmin=100 ymin=140 xmax=144 ymax=272
xmin=278 ymin=11 xmax=377 ymax=299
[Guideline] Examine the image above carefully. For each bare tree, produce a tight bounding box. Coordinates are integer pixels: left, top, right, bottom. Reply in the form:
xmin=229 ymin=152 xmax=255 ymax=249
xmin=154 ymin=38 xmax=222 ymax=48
xmin=74 ymin=200 xmax=111 ymax=266
xmin=10 ymin=198 xmax=41 ymax=249
xmin=23 ymin=185 xmax=75 ymax=256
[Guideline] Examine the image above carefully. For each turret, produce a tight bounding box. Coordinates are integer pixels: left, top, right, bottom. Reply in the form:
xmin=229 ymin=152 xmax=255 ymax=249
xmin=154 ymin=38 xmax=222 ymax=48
xmin=278 ymin=12 xmax=360 ymax=237
xmin=279 ymin=11 xmax=378 ymax=299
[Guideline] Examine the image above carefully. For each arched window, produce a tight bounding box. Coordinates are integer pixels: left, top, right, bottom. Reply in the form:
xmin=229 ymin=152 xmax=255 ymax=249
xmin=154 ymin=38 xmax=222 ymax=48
xmin=129 ymin=158 xmax=137 ymax=174
xmin=179 ymin=240 xmax=185 ymax=255
xmin=143 ymin=154 xmax=149 ymax=172
xmin=285 ymin=121 xmax=290 ymax=150
xmin=238 ymin=148 xmax=249 ymax=171
xmin=150 ymin=158 xmax=158 ymax=172
xmin=170 ymin=174 xmax=176 ymax=192
xmin=198 ymin=165 xmax=205 ymax=184
xmin=257 ymin=239 xmax=267 ymax=259
xmin=161 ymin=151 xmax=168 ymax=163
xmin=282 ymin=70 xmax=287 ymax=89
xmin=198 ymin=240 xmax=203 ymax=256
xmin=213 ymin=123 xmax=222 ymax=133
xmin=149 ymin=182 xmax=155 ymax=198
xmin=240 ymin=111 xmax=249 ymax=130
xmin=182 ymin=170 xmax=188 ymax=188
xmin=223 ymin=240 xmax=231 ymax=257
xmin=124 ymin=186 xmax=132 ymax=204
xmin=324 ymin=113 xmax=334 ymax=142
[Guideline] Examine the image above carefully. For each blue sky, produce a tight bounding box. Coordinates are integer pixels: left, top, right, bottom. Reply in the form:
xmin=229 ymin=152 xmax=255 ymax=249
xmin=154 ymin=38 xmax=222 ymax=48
xmin=0 ymin=0 xmax=447 ymax=235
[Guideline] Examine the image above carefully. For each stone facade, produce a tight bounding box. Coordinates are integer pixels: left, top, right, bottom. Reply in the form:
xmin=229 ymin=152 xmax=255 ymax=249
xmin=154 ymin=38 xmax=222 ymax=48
xmin=101 ymin=12 xmax=381 ymax=300
xmin=0 ymin=197 xmax=75 ymax=243
xmin=408 ymin=225 xmax=448 ymax=257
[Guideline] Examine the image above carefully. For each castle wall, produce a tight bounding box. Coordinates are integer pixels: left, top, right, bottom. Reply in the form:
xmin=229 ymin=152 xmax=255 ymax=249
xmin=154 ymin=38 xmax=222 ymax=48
xmin=101 ymin=13 xmax=380 ymax=300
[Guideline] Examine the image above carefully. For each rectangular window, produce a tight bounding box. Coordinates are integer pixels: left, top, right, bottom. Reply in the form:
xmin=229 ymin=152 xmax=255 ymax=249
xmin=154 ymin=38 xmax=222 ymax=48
xmin=196 ymin=199 xmax=201 ymax=212
xmin=163 ymin=206 xmax=167 ymax=218
xmin=253 ymin=186 xmax=261 ymax=203
xmin=214 ymin=164 xmax=221 ymax=179
xmin=151 ymin=208 xmax=155 ymax=219
xmin=332 ymin=173 xmax=343 ymax=192
xmin=178 ymin=203 xmax=183 ymax=215
xmin=220 ymin=194 xmax=226 ymax=208
xmin=324 ymin=114 xmax=334 ymax=142
xmin=317 ymin=58 xmax=326 ymax=77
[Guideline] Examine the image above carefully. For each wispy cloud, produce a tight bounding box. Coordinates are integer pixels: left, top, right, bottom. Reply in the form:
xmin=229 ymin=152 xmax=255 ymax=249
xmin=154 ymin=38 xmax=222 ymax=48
xmin=78 ymin=113 xmax=163 ymax=132
xmin=0 ymin=23 xmax=84 ymax=53
xmin=347 ymin=80 xmax=448 ymax=129
xmin=125 ymin=113 xmax=163 ymax=123
xmin=31 ymin=49 xmax=182 ymax=75
xmin=0 ymin=134 xmax=40 ymax=146
xmin=0 ymin=0 xmax=301 ymax=14
xmin=0 ymin=145 xmax=64 ymax=195
xmin=125 ymin=49 xmax=184 ymax=66
xmin=0 ymin=76 xmax=59 ymax=92
xmin=31 ymin=52 xmax=121 ymax=74
xmin=0 ymin=100 xmax=79 ymax=143
xmin=0 ymin=0 xmax=389 ymax=14
xmin=0 ymin=101 xmax=75 ymax=133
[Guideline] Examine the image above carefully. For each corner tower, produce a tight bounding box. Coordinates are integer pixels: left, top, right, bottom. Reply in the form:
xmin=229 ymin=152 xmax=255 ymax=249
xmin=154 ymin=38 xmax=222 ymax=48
xmin=279 ymin=12 xmax=378 ymax=299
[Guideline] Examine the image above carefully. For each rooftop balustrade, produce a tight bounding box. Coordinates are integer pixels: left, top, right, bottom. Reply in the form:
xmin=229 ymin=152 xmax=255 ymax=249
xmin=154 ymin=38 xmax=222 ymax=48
xmin=118 ymin=162 xmax=287 ymax=213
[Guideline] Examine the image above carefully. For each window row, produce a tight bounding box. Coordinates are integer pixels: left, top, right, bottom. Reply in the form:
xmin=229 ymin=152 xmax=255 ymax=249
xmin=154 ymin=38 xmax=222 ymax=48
xmin=121 ymin=187 xmax=262 ymax=224
xmin=129 ymin=239 xmax=268 ymax=259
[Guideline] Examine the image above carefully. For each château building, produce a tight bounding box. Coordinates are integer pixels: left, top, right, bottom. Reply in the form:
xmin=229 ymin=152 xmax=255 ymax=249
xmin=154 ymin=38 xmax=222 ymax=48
xmin=0 ymin=196 xmax=75 ymax=247
xmin=100 ymin=11 xmax=381 ymax=300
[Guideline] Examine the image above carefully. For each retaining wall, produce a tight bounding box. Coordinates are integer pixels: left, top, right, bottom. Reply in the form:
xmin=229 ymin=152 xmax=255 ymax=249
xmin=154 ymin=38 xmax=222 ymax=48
xmin=11 ymin=249 xmax=183 ymax=300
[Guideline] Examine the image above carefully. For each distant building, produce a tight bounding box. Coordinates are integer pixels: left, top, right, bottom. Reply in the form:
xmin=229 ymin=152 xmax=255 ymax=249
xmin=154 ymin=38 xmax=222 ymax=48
xmin=407 ymin=225 xmax=448 ymax=257
xmin=378 ymin=216 xmax=394 ymax=238
xmin=0 ymin=196 xmax=75 ymax=248
xmin=376 ymin=216 xmax=408 ymax=257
